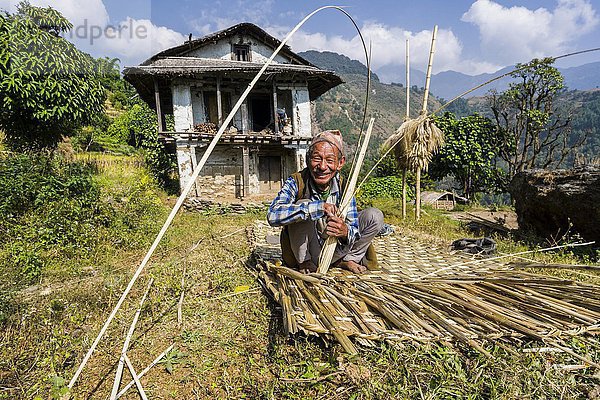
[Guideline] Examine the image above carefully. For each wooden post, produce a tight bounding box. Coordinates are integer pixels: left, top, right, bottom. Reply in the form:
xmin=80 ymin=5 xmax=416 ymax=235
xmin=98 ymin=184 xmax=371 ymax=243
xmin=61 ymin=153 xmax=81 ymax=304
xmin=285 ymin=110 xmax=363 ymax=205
xmin=402 ymin=169 xmax=407 ymax=219
xmin=405 ymin=39 xmax=410 ymax=119
xmin=241 ymin=100 xmax=249 ymax=134
xmin=154 ymin=79 xmax=162 ymax=132
xmin=416 ymin=25 xmax=438 ymax=220
xmin=189 ymin=146 xmax=199 ymax=197
xmin=403 ymin=38 xmax=410 ymax=220
xmin=216 ymin=75 xmax=223 ymax=127
xmin=242 ymin=146 xmax=250 ymax=198
xmin=272 ymin=80 xmax=279 ymax=134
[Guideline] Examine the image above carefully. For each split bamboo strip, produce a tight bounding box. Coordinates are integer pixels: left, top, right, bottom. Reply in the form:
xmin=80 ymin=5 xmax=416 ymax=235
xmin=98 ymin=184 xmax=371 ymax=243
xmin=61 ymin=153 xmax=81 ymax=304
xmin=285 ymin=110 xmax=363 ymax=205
xmin=177 ymin=265 xmax=186 ymax=327
xmin=298 ymin=281 xmax=357 ymax=353
xmin=67 ymin=6 xmax=364 ymax=389
xmin=318 ymin=118 xmax=375 ymax=274
xmin=510 ymin=261 xmax=600 ymax=271
xmin=413 ymin=241 xmax=595 ymax=281
xmin=123 ymin=354 xmax=148 ymax=400
xmin=115 ymin=344 xmax=174 ymax=399
xmin=110 ymin=278 xmax=153 ymax=400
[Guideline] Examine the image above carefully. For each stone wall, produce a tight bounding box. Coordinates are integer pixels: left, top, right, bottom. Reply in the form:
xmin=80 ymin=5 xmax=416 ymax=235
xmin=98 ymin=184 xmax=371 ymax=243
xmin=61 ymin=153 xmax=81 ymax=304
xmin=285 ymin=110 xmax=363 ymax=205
xmin=183 ymin=197 xmax=269 ymax=215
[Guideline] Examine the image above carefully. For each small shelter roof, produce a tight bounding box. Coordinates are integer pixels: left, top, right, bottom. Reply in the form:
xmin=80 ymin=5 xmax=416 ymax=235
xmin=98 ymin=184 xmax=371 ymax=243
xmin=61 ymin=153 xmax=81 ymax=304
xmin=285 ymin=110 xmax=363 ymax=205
xmin=421 ymin=191 xmax=469 ymax=205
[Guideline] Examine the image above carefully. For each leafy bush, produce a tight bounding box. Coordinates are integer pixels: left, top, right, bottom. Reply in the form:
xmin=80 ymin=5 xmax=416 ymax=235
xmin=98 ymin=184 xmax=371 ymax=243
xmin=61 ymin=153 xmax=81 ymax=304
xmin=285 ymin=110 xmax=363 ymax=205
xmin=101 ymin=104 xmax=177 ymax=190
xmin=0 ymin=152 xmax=163 ymax=287
xmin=357 ymin=176 xmax=413 ymax=205
xmin=0 ymin=152 xmax=99 ymax=218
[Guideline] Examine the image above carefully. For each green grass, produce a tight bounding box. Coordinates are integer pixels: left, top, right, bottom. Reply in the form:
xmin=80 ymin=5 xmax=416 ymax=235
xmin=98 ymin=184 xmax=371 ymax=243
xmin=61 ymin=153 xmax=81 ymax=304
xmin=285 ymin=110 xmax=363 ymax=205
xmin=1 ymin=158 xmax=599 ymax=399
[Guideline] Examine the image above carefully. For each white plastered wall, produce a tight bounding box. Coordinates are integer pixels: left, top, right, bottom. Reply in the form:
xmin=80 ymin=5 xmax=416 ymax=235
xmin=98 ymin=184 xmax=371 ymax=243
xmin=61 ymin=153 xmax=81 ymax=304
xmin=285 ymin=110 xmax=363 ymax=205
xmin=186 ymin=34 xmax=289 ymax=64
xmin=172 ymin=84 xmax=193 ymax=132
xmin=292 ymin=88 xmax=311 ymax=138
xmin=175 ymin=144 xmax=195 ymax=193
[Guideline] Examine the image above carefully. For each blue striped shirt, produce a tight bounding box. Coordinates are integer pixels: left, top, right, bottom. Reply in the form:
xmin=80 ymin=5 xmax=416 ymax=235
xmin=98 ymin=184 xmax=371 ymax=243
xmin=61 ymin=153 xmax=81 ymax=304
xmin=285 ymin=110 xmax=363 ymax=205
xmin=267 ymin=172 xmax=360 ymax=246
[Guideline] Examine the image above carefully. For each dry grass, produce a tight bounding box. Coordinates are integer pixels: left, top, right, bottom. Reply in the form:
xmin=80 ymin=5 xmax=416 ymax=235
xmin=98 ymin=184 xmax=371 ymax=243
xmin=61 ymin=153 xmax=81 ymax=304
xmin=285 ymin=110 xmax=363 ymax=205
xmin=2 ymin=159 xmax=600 ymax=399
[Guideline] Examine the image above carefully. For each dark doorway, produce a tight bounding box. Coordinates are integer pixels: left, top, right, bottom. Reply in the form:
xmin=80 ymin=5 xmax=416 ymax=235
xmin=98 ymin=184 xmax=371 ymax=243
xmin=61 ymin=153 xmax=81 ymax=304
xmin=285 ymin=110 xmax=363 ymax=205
xmin=258 ymin=156 xmax=281 ymax=192
xmin=250 ymin=95 xmax=272 ymax=132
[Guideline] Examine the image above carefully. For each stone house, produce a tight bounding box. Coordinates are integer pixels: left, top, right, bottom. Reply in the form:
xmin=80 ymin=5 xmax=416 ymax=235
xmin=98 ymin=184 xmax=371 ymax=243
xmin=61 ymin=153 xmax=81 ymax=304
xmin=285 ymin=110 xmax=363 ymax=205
xmin=123 ymin=23 xmax=342 ymax=199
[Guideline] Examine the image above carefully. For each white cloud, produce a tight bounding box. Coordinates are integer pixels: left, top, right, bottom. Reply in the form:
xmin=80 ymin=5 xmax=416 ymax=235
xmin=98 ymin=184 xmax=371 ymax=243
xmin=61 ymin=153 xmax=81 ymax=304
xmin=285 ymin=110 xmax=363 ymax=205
xmin=0 ymin=0 xmax=109 ymax=27
xmin=265 ymin=22 xmax=501 ymax=77
xmin=0 ymin=0 xmax=186 ymax=68
xmin=89 ymin=18 xmax=187 ymax=66
xmin=462 ymin=0 xmax=599 ymax=65
xmin=186 ymin=0 xmax=276 ymax=37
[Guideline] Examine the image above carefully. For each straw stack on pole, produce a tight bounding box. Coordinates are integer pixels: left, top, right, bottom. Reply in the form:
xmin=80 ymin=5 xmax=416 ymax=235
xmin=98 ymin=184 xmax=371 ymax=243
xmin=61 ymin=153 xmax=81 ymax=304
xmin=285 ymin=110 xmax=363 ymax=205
xmin=384 ymin=26 xmax=443 ymax=221
xmin=317 ymin=118 xmax=375 ymax=274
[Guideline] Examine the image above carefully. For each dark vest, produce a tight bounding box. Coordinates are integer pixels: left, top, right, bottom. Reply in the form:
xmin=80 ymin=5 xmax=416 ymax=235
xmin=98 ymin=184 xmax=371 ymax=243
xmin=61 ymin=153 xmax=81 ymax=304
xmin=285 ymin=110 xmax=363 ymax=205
xmin=279 ymin=169 xmax=378 ymax=270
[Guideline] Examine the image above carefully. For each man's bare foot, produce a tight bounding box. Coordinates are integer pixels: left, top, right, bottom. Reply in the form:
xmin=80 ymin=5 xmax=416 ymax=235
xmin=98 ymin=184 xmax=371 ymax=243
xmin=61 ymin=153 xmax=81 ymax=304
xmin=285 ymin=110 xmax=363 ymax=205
xmin=299 ymin=260 xmax=318 ymax=274
xmin=344 ymin=260 xmax=367 ymax=274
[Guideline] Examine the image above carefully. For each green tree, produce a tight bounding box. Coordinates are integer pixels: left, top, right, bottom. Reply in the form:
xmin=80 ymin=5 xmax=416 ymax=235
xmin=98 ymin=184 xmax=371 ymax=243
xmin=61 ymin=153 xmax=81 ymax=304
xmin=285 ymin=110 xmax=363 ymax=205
xmin=430 ymin=112 xmax=506 ymax=199
xmin=489 ymin=58 xmax=586 ymax=181
xmin=107 ymin=103 xmax=177 ymax=190
xmin=0 ymin=2 xmax=105 ymax=149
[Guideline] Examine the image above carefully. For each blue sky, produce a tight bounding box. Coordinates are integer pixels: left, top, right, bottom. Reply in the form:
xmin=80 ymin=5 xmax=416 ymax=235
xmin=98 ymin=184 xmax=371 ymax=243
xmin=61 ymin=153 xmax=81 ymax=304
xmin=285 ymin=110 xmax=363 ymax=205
xmin=2 ymin=0 xmax=599 ymax=80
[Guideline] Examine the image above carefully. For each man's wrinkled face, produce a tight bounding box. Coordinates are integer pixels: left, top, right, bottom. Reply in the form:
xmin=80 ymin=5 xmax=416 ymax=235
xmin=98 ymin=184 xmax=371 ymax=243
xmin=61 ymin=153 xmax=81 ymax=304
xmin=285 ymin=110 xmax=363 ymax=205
xmin=308 ymin=141 xmax=345 ymax=190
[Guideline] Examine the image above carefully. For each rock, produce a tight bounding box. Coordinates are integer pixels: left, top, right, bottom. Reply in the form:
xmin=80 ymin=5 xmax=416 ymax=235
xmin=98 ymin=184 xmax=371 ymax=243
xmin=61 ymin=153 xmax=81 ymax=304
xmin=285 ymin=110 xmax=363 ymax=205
xmin=509 ymin=166 xmax=600 ymax=243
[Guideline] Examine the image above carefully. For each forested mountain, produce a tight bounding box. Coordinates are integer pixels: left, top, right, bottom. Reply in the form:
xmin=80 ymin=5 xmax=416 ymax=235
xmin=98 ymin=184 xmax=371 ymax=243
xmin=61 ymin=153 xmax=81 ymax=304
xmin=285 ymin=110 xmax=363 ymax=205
xmin=301 ymin=51 xmax=600 ymax=164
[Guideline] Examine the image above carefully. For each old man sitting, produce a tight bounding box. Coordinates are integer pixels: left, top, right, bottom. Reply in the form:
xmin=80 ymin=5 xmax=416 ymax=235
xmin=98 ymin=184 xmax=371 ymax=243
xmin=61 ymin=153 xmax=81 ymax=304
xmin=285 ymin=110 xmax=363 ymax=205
xmin=267 ymin=130 xmax=384 ymax=274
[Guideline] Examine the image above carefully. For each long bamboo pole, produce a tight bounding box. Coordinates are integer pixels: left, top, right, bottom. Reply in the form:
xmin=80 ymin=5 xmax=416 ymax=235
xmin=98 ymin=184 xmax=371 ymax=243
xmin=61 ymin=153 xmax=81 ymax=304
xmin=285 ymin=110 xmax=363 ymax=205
xmin=403 ymin=38 xmax=409 ymax=219
xmin=67 ymin=5 xmax=357 ymax=390
xmin=406 ymin=39 xmax=410 ymax=119
xmin=415 ymin=25 xmax=438 ymax=220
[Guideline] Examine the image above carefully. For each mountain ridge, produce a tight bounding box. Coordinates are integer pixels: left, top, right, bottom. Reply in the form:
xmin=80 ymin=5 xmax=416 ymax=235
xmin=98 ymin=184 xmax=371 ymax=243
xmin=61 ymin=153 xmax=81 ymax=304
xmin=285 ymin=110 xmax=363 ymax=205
xmin=300 ymin=51 xmax=600 ymax=100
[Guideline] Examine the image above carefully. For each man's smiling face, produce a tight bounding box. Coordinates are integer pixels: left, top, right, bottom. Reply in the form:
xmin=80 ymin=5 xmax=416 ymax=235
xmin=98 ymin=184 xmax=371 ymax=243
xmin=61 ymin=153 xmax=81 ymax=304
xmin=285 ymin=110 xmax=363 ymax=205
xmin=308 ymin=141 xmax=345 ymax=191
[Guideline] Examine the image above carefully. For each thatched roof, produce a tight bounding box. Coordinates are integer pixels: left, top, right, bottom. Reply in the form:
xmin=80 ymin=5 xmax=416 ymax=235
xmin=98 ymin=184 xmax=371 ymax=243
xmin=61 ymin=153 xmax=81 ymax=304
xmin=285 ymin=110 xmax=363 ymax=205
xmin=123 ymin=22 xmax=343 ymax=105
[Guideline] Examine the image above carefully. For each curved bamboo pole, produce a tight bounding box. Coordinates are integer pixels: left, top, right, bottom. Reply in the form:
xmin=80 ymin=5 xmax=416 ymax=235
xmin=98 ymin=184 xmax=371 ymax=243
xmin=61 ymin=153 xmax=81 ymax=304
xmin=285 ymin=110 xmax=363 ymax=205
xmin=67 ymin=5 xmax=358 ymax=390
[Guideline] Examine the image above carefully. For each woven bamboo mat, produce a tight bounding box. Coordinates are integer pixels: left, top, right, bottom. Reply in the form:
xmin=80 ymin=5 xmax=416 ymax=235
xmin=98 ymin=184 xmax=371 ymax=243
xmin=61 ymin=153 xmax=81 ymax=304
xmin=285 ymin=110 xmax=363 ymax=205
xmin=248 ymin=221 xmax=600 ymax=359
xmin=248 ymin=220 xmax=514 ymax=279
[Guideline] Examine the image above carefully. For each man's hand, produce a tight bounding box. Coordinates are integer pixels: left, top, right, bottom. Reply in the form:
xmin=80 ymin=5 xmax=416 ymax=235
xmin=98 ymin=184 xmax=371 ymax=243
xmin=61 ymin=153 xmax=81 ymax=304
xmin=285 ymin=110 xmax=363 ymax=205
xmin=322 ymin=203 xmax=338 ymax=217
xmin=325 ymin=214 xmax=349 ymax=238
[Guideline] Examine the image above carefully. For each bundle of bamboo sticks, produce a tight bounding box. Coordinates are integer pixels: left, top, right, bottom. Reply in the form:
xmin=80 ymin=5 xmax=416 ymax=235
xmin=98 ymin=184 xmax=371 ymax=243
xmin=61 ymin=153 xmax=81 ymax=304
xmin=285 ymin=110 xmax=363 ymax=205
xmin=258 ymin=259 xmax=600 ymax=363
